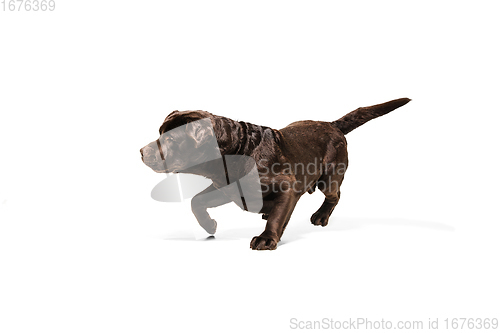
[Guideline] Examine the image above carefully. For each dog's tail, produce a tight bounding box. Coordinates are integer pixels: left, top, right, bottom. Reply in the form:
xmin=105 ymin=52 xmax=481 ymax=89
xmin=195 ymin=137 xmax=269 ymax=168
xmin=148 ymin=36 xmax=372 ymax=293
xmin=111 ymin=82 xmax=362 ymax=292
xmin=332 ymin=98 xmax=411 ymax=135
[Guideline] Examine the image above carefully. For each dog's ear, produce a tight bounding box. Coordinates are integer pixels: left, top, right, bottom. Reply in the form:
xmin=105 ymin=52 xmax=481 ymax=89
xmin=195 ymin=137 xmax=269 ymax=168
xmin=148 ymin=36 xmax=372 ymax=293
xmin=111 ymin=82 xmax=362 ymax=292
xmin=185 ymin=119 xmax=214 ymax=148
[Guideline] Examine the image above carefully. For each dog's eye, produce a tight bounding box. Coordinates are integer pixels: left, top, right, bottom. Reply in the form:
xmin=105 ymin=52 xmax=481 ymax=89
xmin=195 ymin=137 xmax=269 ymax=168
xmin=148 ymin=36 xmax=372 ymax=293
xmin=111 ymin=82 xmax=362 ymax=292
xmin=165 ymin=136 xmax=180 ymax=146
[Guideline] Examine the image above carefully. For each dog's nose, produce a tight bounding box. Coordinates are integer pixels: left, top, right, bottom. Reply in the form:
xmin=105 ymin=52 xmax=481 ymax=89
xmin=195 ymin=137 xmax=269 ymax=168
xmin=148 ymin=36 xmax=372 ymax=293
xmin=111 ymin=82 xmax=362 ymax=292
xmin=140 ymin=148 xmax=144 ymax=157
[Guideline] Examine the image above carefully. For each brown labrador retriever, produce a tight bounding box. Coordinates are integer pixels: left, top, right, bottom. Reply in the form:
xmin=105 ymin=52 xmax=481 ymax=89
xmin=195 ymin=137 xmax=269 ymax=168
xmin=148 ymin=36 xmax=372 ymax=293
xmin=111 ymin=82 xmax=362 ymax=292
xmin=141 ymin=98 xmax=411 ymax=250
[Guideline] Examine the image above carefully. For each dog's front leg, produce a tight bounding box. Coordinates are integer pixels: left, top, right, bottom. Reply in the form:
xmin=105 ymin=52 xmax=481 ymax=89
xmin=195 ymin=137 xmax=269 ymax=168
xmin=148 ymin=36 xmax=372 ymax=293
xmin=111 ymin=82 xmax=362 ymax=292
xmin=250 ymin=191 xmax=300 ymax=250
xmin=191 ymin=184 xmax=231 ymax=234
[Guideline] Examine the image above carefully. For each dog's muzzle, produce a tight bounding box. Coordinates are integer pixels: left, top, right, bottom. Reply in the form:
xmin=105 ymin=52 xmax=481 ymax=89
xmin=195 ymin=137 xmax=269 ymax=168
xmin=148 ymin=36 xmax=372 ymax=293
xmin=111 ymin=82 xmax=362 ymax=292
xmin=140 ymin=143 xmax=166 ymax=173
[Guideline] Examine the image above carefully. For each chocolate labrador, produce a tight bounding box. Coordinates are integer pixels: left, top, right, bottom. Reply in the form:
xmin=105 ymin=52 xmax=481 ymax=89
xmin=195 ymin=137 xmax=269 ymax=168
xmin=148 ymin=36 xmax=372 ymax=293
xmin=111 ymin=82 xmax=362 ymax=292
xmin=141 ymin=98 xmax=411 ymax=250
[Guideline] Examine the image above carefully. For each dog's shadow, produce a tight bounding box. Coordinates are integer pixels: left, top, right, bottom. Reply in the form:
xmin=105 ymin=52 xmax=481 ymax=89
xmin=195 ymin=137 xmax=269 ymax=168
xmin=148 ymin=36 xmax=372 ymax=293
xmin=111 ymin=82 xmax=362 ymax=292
xmin=282 ymin=216 xmax=454 ymax=246
xmin=164 ymin=216 xmax=454 ymax=245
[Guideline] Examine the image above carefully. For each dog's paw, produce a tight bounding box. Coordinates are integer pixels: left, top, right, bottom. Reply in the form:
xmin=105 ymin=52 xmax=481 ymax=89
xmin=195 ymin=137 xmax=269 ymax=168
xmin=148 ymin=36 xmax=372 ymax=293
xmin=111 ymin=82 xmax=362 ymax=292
xmin=310 ymin=211 xmax=330 ymax=227
xmin=250 ymin=235 xmax=278 ymax=250
xmin=198 ymin=218 xmax=217 ymax=235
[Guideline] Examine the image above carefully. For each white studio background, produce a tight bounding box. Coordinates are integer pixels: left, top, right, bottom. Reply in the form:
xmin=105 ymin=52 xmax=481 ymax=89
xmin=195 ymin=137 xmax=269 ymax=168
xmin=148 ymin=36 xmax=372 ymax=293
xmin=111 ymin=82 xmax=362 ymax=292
xmin=1 ymin=1 xmax=499 ymax=332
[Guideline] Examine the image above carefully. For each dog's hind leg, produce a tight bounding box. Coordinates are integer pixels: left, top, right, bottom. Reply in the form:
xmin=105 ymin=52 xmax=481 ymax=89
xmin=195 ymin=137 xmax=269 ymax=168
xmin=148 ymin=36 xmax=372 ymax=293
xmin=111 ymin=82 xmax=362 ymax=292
xmin=310 ymin=174 xmax=344 ymax=227
xmin=311 ymin=191 xmax=340 ymax=227
xmin=191 ymin=184 xmax=231 ymax=234
xmin=311 ymin=144 xmax=348 ymax=227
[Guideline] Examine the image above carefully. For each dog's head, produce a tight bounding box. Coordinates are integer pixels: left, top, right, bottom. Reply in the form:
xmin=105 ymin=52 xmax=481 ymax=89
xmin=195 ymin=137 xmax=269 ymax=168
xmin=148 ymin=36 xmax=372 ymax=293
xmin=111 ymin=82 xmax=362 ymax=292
xmin=140 ymin=111 xmax=221 ymax=173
